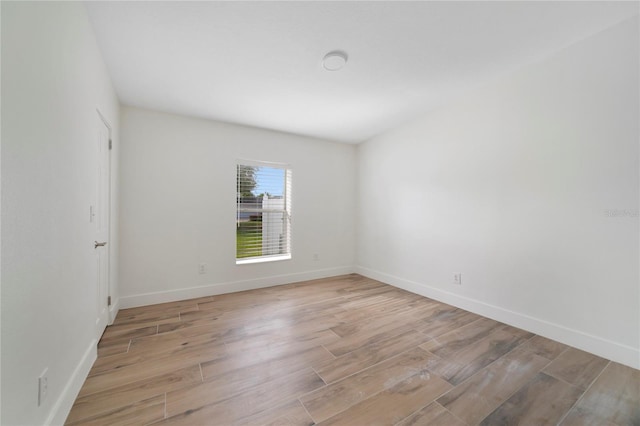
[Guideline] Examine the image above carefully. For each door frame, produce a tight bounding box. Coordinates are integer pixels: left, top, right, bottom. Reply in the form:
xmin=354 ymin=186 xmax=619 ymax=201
xmin=96 ymin=108 xmax=115 ymax=326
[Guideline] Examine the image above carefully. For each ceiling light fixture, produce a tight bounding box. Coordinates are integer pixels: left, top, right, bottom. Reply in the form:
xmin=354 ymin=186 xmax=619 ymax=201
xmin=322 ymin=50 xmax=348 ymax=71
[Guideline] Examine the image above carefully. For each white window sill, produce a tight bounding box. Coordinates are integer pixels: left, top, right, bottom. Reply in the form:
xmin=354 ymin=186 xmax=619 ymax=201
xmin=236 ymin=254 xmax=292 ymax=265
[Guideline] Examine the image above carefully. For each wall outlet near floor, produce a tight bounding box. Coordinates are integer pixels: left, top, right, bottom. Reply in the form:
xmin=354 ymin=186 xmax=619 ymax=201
xmin=38 ymin=368 xmax=48 ymax=406
xmin=313 ymin=253 xmax=319 ymax=261
xmin=198 ymin=263 xmax=207 ymax=274
xmin=453 ymin=273 xmax=462 ymax=285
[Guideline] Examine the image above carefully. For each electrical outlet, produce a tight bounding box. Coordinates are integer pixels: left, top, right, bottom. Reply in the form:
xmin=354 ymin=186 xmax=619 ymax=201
xmin=38 ymin=368 xmax=48 ymax=406
xmin=198 ymin=264 xmax=207 ymax=274
xmin=453 ymin=273 xmax=462 ymax=285
xmin=313 ymin=253 xmax=319 ymax=261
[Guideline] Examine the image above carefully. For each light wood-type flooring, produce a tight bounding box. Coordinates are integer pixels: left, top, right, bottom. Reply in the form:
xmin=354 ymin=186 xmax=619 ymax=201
xmin=67 ymin=274 xmax=640 ymax=425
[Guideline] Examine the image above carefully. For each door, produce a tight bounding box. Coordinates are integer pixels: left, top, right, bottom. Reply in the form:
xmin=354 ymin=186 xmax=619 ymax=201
xmin=94 ymin=113 xmax=111 ymax=336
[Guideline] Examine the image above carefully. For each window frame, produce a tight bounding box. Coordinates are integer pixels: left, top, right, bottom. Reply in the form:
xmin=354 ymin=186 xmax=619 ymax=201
xmin=236 ymin=160 xmax=292 ymax=265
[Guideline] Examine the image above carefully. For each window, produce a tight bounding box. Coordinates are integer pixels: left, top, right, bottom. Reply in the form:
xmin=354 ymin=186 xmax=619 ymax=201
xmin=236 ymin=161 xmax=292 ymax=264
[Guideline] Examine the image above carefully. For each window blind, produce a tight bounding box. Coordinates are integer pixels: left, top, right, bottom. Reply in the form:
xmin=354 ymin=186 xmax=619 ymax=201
xmin=236 ymin=162 xmax=292 ymax=261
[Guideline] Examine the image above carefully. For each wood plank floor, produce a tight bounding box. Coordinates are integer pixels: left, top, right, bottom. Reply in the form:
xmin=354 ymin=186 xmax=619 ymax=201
xmin=67 ymin=274 xmax=640 ymax=425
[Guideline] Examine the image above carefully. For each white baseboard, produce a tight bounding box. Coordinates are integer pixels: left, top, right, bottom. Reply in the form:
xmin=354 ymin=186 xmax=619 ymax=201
xmin=119 ymin=266 xmax=355 ymax=309
xmin=356 ymin=265 xmax=640 ymax=370
xmin=108 ymin=300 xmax=119 ymax=325
xmin=47 ymin=339 xmax=97 ymax=425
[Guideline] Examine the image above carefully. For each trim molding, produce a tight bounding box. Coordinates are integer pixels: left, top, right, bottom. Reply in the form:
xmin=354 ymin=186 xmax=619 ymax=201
xmin=355 ymin=265 xmax=640 ymax=370
xmin=119 ymin=266 xmax=355 ymax=309
xmin=47 ymin=339 xmax=97 ymax=425
xmin=108 ymin=300 xmax=120 ymax=325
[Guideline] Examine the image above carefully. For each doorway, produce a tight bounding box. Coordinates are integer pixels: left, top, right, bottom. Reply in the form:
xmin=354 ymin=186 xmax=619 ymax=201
xmin=94 ymin=111 xmax=111 ymax=337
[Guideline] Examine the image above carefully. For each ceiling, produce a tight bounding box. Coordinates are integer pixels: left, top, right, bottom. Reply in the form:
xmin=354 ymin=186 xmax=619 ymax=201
xmin=85 ymin=1 xmax=639 ymax=144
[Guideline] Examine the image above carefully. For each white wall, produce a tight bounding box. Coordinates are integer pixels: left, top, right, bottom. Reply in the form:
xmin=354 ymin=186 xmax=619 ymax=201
xmin=1 ymin=2 xmax=120 ymax=425
xmin=0 ymin=3 xmax=3 ymax=421
xmin=356 ymin=17 xmax=639 ymax=369
xmin=119 ymin=107 xmax=356 ymax=307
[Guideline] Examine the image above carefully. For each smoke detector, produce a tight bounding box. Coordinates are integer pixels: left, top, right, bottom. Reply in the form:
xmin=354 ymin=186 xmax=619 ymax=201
xmin=322 ymin=51 xmax=348 ymax=71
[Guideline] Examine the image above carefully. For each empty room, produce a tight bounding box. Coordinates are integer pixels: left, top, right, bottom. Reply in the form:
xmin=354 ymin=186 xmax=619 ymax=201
xmin=2 ymin=1 xmax=639 ymax=425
